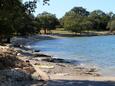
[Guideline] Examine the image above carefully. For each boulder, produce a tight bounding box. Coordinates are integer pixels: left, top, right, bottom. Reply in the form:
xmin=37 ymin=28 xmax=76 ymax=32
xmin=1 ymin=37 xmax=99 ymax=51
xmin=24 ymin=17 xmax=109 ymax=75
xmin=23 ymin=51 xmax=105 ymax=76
xmin=33 ymin=57 xmax=53 ymax=62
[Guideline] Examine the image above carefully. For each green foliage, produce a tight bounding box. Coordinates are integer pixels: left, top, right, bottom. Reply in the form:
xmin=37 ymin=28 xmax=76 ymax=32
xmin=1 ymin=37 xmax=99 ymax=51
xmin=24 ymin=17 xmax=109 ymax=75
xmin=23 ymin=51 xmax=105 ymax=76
xmin=24 ymin=0 xmax=37 ymax=14
xmin=0 ymin=0 xmax=23 ymax=42
xmin=71 ymin=7 xmax=89 ymax=16
xmin=63 ymin=7 xmax=89 ymax=33
xmin=88 ymin=10 xmax=110 ymax=31
xmin=58 ymin=18 xmax=64 ymax=28
xmin=36 ymin=12 xmax=59 ymax=34
xmin=0 ymin=0 xmax=42 ymax=42
xmin=81 ymin=18 xmax=93 ymax=31
xmin=63 ymin=7 xmax=111 ymax=33
xmin=107 ymin=20 xmax=115 ymax=32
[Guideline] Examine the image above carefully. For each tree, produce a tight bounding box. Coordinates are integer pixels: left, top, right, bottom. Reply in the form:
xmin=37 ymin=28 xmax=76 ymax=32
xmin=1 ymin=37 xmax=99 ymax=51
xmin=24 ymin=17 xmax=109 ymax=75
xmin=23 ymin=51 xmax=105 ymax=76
xmin=24 ymin=0 xmax=37 ymax=14
xmin=15 ymin=14 xmax=40 ymax=36
xmin=107 ymin=20 xmax=115 ymax=32
xmin=58 ymin=18 xmax=64 ymax=28
xmin=36 ymin=12 xmax=59 ymax=34
xmin=88 ymin=10 xmax=110 ymax=31
xmin=107 ymin=12 xmax=115 ymax=20
xmin=81 ymin=18 xmax=93 ymax=32
xmin=63 ymin=11 xmax=80 ymax=33
xmin=71 ymin=7 xmax=89 ymax=16
xmin=63 ymin=7 xmax=89 ymax=33
xmin=0 ymin=0 xmax=24 ymax=42
xmin=0 ymin=0 xmax=44 ymax=42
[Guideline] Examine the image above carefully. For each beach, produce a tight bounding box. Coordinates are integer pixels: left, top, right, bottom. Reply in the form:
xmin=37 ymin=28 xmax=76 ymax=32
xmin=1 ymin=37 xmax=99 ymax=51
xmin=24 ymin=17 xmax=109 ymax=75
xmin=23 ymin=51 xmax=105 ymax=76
xmin=0 ymin=35 xmax=115 ymax=86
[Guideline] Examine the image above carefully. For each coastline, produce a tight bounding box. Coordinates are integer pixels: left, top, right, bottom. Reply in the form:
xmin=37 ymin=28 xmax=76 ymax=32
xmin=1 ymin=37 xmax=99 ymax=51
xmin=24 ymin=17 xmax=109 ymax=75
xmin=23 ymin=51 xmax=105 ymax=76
xmin=13 ymin=38 xmax=115 ymax=81
xmin=50 ymin=30 xmax=115 ymax=37
xmin=0 ymin=35 xmax=115 ymax=85
xmin=11 ymin=35 xmax=115 ymax=78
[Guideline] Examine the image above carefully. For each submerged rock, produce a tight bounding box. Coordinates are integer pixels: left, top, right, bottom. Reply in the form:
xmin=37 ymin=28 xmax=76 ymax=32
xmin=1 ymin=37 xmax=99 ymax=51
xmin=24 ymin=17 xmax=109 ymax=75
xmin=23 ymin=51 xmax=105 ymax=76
xmin=34 ymin=50 xmax=40 ymax=52
xmin=50 ymin=58 xmax=70 ymax=63
xmin=33 ymin=54 xmax=52 ymax=57
xmin=33 ymin=57 xmax=53 ymax=62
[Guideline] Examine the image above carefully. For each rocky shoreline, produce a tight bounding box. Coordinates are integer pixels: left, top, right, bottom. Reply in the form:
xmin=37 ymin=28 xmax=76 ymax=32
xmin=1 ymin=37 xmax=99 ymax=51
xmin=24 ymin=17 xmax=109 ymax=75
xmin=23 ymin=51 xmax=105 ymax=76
xmin=0 ymin=45 xmax=47 ymax=86
xmin=0 ymin=35 xmax=115 ymax=86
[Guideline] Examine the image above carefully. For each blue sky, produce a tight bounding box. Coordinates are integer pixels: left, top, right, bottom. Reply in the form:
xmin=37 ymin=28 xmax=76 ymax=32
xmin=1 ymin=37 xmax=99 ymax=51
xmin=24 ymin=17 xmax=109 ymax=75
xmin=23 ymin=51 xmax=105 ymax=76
xmin=23 ymin=0 xmax=115 ymax=18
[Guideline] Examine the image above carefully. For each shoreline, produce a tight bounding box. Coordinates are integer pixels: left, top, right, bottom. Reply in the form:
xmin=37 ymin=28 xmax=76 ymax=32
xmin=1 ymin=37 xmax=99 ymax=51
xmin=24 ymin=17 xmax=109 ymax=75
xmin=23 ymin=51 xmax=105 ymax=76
xmin=11 ymin=34 xmax=115 ymax=78
xmin=11 ymin=35 xmax=115 ymax=78
xmin=13 ymin=44 xmax=115 ymax=81
xmin=0 ymin=35 xmax=115 ymax=85
xmin=50 ymin=30 xmax=115 ymax=37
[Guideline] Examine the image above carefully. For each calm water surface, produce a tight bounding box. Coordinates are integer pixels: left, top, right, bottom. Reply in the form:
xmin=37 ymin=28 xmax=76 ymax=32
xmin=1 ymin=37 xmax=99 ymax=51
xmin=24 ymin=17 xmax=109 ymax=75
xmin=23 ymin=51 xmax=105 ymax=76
xmin=30 ymin=35 xmax=115 ymax=76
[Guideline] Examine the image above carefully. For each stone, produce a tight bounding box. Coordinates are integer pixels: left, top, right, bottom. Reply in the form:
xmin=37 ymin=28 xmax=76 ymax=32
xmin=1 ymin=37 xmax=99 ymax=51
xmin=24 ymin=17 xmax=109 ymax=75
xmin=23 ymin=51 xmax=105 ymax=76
xmin=34 ymin=50 xmax=40 ymax=52
xmin=31 ymin=72 xmax=40 ymax=80
xmin=33 ymin=54 xmax=51 ymax=57
xmin=23 ymin=67 xmax=36 ymax=74
xmin=33 ymin=57 xmax=53 ymax=62
xmin=88 ymin=68 xmax=97 ymax=72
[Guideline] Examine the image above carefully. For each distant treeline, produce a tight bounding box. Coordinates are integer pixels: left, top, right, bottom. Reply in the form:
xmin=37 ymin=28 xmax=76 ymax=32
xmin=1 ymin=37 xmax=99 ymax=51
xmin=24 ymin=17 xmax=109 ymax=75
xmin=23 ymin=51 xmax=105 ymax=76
xmin=60 ymin=7 xmax=115 ymax=33
xmin=36 ymin=7 xmax=115 ymax=34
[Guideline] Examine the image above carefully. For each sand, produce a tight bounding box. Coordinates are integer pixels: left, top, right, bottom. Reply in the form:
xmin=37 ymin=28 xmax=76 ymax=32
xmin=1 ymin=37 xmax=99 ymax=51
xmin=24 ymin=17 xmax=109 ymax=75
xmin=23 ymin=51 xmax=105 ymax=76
xmin=4 ymin=35 xmax=115 ymax=86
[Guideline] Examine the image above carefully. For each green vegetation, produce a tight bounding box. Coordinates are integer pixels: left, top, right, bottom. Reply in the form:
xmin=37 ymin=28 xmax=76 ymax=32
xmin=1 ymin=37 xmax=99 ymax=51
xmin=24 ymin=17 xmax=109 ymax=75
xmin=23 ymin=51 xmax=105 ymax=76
xmin=1 ymin=0 xmax=115 ymax=43
xmin=36 ymin=12 xmax=59 ymax=34
xmin=62 ymin=7 xmax=112 ymax=33
xmin=0 ymin=0 xmax=49 ymax=43
xmin=107 ymin=20 xmax=115 ymax=32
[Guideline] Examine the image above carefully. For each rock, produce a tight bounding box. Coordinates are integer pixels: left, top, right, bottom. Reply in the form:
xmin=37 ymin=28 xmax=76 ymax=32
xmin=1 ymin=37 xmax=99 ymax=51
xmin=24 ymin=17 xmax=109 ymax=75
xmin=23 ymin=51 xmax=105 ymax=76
xmin=23 ymin=67 xmax=36 ymax=74
xmin=34 ymin=50 xmax=40 ymax=52
xmin=0 ymin=75 xmax=6 ymax=81
xmin=0 ymin=69 xmax=32 ymax=81
xmin=16 ymin=50 xmax=23 ymax=53
xmin=0 ymin=62 xmax=5 ymax=69
xmin=94 ymin=73 xmax=101 ymax=76
xmin=49 ymin=58 xmax=70 ymax=64
xmin=31 ymin=72 xmax=40 ymax=80
xmin=33 ymin=54 xmax=51 ymax=57
xmin=26 ymin=60 xmax=30 ymax=63
xmin=33 ymin=57 xmax=53 ymax=62
xmin=17 ymin=53 xmax=21 ymax=56
xmin=88 ymin=68 xmax=97 ymax=72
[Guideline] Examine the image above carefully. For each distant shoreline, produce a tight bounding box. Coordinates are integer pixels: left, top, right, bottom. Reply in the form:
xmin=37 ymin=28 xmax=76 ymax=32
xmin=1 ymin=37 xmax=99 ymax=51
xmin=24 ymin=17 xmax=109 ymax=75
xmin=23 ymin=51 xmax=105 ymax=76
xmin=48 ymin=30 xmax=115 ymax=37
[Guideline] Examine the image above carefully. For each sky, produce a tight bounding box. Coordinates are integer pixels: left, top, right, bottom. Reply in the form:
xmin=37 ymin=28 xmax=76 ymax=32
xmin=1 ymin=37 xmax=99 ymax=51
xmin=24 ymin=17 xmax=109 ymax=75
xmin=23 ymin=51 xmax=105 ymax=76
xmin=23 ymin=0 xmax=115 ymax=18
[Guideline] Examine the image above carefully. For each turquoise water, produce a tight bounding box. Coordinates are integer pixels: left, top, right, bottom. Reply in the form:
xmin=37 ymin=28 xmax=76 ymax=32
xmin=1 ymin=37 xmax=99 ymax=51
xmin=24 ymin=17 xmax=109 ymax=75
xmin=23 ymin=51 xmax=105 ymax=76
xmin=31 ymin=35 xmax=115 ymax=76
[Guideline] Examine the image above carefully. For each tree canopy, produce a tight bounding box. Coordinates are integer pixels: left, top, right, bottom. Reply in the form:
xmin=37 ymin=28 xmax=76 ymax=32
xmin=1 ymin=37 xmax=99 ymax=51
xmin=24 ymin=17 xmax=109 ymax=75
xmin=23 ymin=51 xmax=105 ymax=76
xmin=63 ymin=7 xmax=90 ymax=33
xmin=62 ymin=7 xmax=113 ymax=33
xmin=1 ymin=0 xmax=115 ymax=43
xmin=107 ymin=20 xmax=115 ymax=32
xmin=0 ymin=0 xmax=47 ymax=42
xmin=36 ymin=12 xmax=59 ymax=34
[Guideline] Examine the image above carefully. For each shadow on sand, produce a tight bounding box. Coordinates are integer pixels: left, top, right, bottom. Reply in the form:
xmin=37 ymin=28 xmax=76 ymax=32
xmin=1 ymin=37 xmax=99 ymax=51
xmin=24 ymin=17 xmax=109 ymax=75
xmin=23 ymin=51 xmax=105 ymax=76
xmin=46 ymin=80 xmax=115 ymax=86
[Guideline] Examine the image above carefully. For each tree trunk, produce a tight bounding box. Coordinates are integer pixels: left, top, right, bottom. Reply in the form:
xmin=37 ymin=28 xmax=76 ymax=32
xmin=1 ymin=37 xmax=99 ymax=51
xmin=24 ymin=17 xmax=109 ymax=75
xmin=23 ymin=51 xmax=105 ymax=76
xmin=44 ymin=28 xmax=47 ymax=34
xmin=6 ymin=37 xmax=11 ymax=43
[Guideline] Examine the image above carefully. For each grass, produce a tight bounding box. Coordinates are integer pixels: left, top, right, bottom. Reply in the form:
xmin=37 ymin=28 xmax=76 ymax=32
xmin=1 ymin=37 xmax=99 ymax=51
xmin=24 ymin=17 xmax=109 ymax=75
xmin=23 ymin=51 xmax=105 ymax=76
xmin=40 ymin=28 xmax=111 ymax=36
xmin=51 ymin=28 xmax=75 ymax=34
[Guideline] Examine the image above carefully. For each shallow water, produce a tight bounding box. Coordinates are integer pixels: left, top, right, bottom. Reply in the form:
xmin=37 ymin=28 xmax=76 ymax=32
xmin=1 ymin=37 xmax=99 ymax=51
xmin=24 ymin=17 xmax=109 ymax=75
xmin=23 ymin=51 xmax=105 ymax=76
xmin=30 ymin=35 xmax=115 ymax=76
